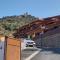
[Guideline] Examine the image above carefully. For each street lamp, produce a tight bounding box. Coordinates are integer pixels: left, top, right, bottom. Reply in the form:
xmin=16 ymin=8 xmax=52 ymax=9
xmin=40 ymin=26 xmax=45 ymax=48
xmin=40 ymin=31 xmax=44 ymax=48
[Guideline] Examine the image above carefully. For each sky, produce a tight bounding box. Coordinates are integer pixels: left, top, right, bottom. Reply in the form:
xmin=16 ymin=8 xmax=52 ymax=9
xmin=0 ymin=0 xmax=60 ymax=18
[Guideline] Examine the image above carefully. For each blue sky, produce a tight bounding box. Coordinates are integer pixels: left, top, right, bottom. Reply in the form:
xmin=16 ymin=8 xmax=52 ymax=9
xmin=0 ymin=0 xmax=60 ymax=18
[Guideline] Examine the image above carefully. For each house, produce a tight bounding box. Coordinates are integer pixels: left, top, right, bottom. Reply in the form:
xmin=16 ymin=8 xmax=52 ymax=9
xmin=13 ymin=15 xmax=60 ymax=39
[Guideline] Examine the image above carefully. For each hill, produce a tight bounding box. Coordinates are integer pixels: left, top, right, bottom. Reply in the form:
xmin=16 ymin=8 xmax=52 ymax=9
xmin=0 ymin=13 xmax=38 ymax=36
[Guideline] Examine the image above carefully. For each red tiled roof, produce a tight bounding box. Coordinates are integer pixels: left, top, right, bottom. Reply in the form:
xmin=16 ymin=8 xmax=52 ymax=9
xmin=14 ymin=15 xmax=60 ymax=38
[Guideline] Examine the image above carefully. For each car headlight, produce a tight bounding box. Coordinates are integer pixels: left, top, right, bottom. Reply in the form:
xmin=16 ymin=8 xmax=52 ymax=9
xmin=33 ymin=43 xmax=35 ymax=44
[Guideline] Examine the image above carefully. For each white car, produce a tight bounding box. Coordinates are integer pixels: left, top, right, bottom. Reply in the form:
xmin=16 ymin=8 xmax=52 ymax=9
xmin=24 ymin=38 xmax=36 ymax=47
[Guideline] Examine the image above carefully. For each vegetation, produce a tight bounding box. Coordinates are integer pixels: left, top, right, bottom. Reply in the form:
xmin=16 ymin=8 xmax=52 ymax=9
xmin=0 ymin=13 xmax=38 ymax=36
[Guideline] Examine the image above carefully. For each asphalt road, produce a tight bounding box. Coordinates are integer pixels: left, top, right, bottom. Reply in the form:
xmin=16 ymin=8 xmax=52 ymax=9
xmin=21 ymin=48 xmax=38 ymax=60
xmin=31 ymin=48 xmax=60 ymax=60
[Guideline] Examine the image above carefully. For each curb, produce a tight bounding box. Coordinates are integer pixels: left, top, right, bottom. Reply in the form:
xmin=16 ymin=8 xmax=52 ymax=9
xmin=25 ymin=49 xmax=40 ymax=60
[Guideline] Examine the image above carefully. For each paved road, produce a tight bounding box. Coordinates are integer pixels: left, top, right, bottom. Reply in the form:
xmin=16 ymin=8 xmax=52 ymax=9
xmin=21 ymin=48 xmax=39 ymax=60
xmin=31 ymin=48 xmax=60 ymax=60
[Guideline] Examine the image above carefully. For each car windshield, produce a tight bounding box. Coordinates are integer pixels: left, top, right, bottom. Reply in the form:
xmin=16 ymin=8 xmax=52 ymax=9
xmin=27 ymin=42 xmax=33 ymax=44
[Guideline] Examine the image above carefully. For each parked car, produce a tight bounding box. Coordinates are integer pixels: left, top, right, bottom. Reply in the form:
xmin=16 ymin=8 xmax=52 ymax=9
xmin=24 ymin=38 xmax=36 ymax=47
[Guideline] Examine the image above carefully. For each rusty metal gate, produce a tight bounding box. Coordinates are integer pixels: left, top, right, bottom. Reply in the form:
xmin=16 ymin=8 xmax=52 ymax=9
xmin=6 ymin=37 xmax=21 ymax=60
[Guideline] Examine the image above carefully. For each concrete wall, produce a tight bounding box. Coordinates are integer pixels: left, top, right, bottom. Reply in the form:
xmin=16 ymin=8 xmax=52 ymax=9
xmin=34 ymin=27 xmax=60 ymax=48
